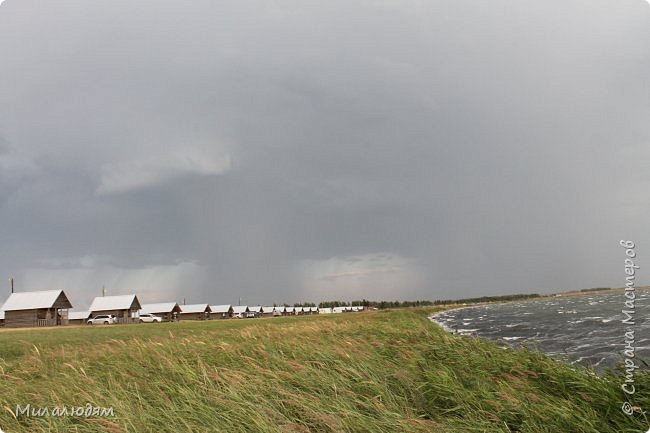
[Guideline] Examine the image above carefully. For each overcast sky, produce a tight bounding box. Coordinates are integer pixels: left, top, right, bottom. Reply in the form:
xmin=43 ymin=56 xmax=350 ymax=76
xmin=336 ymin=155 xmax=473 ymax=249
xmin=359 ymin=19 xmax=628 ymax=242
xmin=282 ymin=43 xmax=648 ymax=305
xmin=0 ymin=0 xmax=648 ymax=308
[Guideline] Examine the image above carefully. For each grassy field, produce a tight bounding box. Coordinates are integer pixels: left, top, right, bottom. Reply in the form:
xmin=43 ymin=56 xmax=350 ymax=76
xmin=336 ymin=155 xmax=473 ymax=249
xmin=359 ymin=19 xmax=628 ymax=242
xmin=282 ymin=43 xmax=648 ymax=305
xmin=0 ymin=309 xmax=648 ymax=433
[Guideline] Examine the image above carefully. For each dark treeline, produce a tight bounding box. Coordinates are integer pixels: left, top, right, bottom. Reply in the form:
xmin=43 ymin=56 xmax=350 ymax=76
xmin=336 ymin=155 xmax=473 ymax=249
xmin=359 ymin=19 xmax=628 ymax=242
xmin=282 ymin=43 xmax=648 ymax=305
xmin=317 ymin=293 xmax=540 ymax=309
xmin=580 ymin=288 xmax=611 ymax=292
xmin=431 ymin=293 xmax=541 ymax=305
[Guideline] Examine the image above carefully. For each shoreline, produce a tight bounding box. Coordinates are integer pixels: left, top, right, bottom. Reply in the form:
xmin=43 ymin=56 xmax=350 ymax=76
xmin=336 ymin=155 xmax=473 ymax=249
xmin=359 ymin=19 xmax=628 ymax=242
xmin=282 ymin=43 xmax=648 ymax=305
xmin=427 ymin=304 xmax=483 ymax=334
xmin=427 ymin=290 xmax=650 ymax=374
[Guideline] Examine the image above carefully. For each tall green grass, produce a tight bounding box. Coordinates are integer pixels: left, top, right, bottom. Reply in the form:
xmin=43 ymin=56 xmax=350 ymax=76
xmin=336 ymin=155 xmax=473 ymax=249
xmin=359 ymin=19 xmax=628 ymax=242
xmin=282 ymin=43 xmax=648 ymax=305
xmin=0 ymin=309 xmax=648 ymax=432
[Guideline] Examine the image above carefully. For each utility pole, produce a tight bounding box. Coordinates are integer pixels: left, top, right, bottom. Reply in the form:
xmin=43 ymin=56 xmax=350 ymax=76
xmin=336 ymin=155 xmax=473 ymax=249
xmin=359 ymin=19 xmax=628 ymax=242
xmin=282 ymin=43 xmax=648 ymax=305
xmin=102 ymin=285 xmax=106 ymax=297
xmin=9 ymin=276 xmax=14 ymax=293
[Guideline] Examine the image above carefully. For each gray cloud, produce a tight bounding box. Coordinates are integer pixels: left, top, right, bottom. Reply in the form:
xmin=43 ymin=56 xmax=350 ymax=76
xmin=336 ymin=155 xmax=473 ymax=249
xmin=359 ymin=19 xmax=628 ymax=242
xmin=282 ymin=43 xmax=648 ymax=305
xmin=0 ymin=0 xmax=648 ymax=307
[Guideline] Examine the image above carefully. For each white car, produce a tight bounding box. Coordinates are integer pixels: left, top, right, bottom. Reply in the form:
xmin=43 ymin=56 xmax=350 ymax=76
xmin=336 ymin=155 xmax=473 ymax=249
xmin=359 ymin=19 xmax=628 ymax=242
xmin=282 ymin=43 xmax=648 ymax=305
xmin=87 ymin=314 xmax=117 ymax=325
xmin=138 ymin=313 xmax=163 ymax=323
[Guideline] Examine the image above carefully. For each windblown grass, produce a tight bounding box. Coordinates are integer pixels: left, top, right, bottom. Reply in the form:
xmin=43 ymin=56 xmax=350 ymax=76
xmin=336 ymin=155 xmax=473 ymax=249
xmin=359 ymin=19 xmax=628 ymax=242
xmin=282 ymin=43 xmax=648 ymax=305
xmin=0 ymin=309 xmax=648 ymax=432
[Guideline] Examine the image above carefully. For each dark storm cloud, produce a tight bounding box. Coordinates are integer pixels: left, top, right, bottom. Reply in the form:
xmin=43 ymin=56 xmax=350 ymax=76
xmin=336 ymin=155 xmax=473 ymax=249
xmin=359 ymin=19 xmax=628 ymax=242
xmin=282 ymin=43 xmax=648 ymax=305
xmin=0 ymin=0 xmax=648 ymax=307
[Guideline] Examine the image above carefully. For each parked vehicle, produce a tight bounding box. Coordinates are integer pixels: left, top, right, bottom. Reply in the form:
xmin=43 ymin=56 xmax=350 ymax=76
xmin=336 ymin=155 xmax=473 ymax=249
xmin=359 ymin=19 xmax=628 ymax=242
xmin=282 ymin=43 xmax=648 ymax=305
xmin=138 ymin=313 xmax=163 ymax=323
xmin=87 ymin=314 xmax=117 ymax=325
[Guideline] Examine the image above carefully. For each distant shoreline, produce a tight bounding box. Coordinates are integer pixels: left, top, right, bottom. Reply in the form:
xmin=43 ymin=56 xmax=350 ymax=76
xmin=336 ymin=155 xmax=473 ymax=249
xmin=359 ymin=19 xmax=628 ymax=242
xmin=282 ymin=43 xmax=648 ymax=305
xmin=544 ymin=285 xmax=650 ymax=298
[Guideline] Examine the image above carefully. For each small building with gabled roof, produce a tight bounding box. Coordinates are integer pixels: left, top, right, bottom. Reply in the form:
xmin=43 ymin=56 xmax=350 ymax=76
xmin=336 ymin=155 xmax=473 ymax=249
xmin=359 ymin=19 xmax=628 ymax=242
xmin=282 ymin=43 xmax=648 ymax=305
xmin=89 ymin=294 xmax=141 ymax=324
xmin=179 ymin=304 xmax=211 ymax=320
xmin=140 ymin=302 xmax=182 ymax=322
xmin=232 ymin=305 xmax=249 ymax=318
xmin=1 ymin=289 xmax=73 ymax=328
xmin=67 ymin=310 xmax=91 ymax=325
xmin=261 ymin=306 xmax=276 ymax=318
xmin=247 ymin=305 xmax=262 ymax=318
xmin=210 ymin=305 xmax=234 ymax=319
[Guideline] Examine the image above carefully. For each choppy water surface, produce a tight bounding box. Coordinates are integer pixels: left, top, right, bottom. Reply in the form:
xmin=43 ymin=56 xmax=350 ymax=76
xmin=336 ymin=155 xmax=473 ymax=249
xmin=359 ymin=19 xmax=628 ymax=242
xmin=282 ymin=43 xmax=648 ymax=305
xmin=432 ymin=291 xmax=650 ymax=371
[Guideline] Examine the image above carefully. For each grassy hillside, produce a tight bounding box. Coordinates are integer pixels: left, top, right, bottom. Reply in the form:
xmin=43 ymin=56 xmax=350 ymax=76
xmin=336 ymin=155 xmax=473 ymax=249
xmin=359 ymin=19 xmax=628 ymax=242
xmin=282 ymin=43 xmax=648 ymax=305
xmin=0 ymin=309 xmax=648 ymax=432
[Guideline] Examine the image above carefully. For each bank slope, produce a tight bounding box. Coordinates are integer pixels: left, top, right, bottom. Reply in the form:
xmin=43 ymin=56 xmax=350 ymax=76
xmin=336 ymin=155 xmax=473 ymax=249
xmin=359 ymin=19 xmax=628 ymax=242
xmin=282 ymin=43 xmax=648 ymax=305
xmin=0 ymin=309 xmax=648 ymax=432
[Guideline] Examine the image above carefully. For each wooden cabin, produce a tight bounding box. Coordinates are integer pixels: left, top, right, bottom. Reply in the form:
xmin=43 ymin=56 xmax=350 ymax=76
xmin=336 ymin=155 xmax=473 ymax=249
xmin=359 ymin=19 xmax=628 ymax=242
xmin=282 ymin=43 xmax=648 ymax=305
xmin=0 ymin=310 xmax=4 ymax=327
xmin=68 ymin=311 xmax=91 ymax=325
xmin=179 ymin=304 xmax=211 ymax=320
xmin=88 ymin=294 xmax=141 ymax=324
xmin=140 ymin=302 xmax=182 ymax=322
xmin=247 ymin=306 xmax=262 ymax=318
xmin=261 ymin=307 xmax=276 ymax=318
xmin=0 ymin=289 xmax=72 ymax=328
xmin=282 ymin=306 xmax=295 ymax=316
xmin=232 ymin=306 xmax=249 ymax=318
xmin=210 ymin=305 xmax=234 ymax=319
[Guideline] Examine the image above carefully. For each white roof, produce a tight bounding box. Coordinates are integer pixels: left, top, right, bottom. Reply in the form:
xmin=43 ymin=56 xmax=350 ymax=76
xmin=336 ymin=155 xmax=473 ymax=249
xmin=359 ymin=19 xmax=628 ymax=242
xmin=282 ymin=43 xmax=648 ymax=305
xmin=68 ymin=311 xmax=90 ymax=320
xmin=232 ymin=305 xmax=249 ymax=314
xmin=210 ymin=305 xmax=232 ymax=313
xmin=89 ymin=294 xmax=140 ymax=312
xmin=262 ymin=306 xmax=276 ymax=312
xmin=0 ymin=289 xmax=71 ymax=311
xmin=140 ymin=303 xmax=180 ymax=313
xmin=180 ymin=304 xmax=211 ymax=313
xmin=319 ymin=308 xmax=333 ymax=313
xmin=0 ymin=310 xmax=4 ymax=320
xmin=248 ymin=306 xmax=262 ymax=313
xmin=285 ymin=306 xmax=295 ymax=312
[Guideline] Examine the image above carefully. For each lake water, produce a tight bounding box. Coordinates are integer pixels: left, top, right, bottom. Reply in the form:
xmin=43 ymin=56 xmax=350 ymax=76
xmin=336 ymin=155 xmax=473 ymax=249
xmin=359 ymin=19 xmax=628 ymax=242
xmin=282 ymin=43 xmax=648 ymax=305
xmin=431 ymin=290 xmax=650 ymax=371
